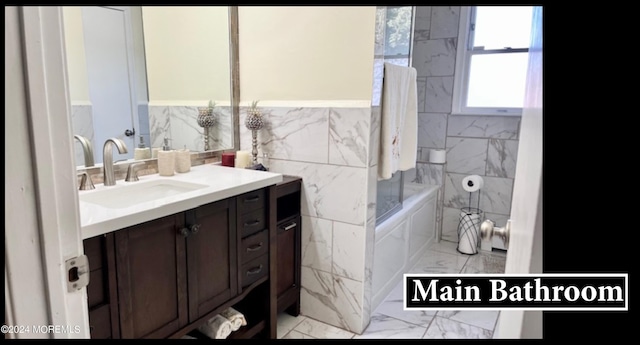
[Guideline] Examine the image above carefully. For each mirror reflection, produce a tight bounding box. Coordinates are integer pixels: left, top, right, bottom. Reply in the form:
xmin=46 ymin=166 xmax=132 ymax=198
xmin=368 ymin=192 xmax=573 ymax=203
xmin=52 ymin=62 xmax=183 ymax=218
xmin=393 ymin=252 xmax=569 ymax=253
xmin=63 ymin=6 xmax=234 ymax=167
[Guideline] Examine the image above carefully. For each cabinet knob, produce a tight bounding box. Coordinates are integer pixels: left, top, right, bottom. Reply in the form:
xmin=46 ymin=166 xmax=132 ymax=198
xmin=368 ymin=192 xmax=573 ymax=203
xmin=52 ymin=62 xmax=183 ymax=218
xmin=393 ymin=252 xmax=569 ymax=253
xmin=178 ymin=227 xmax=190 ymax=237
xmin=190 ymin=224 xmax=201 ymax=234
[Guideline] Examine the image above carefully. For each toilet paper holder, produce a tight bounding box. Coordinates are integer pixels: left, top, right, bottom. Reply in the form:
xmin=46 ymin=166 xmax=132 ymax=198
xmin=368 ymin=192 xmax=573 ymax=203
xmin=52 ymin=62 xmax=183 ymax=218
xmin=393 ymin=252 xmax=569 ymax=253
xmin=457 ymin=176 xmax=484 ymax=255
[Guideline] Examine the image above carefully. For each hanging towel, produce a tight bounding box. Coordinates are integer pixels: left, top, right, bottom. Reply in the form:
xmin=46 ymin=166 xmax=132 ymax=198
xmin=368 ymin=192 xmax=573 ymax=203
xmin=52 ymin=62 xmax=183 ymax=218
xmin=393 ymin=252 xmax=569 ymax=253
xmin=378 ymin=62 xmax=418 ymax=180
xmin=220 ymin=307 xmax=247 ymax=331
xmin=197 ymin=314 xmax=233 ymax=339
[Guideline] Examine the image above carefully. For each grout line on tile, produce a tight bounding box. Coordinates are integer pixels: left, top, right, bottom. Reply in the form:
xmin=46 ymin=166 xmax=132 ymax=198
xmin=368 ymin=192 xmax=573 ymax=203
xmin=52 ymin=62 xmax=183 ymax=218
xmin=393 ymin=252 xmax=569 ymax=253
xmin=433 ymin=312 xmax=499 ymax=332
xmin=491 ymin=311 xmax=501 ymax=332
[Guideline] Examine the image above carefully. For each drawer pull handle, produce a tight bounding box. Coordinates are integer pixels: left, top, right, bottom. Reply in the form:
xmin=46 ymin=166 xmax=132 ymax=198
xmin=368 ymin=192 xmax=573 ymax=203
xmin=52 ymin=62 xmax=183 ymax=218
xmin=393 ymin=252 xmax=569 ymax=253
xmin=246 ymin=242 xmax=263 ymax=252
xmin=244 ymin=196 xmax=260 ymax=203
xmin=246 ymin=264 xmax=263 ymax=275
xmin=244 ymin=220 xmax=260 ymax=227
xmin=283 ymin=222 xmax=297 ymax=231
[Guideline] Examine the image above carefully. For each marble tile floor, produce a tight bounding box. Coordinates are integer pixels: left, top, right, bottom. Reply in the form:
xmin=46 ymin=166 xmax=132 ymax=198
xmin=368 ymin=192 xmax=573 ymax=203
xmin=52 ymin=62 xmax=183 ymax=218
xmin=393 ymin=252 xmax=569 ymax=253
xmin=277 ymin=240 xmax=507 ymax=339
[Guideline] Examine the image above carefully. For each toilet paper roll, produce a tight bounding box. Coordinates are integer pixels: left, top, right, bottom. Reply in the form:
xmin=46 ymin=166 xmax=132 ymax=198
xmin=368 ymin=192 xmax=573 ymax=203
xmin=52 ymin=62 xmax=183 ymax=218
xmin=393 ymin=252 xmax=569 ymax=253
xmin=429 ymin=149 xmax=446 ymax=164
xmin=462 ymin=175 xmax=484 ymax=192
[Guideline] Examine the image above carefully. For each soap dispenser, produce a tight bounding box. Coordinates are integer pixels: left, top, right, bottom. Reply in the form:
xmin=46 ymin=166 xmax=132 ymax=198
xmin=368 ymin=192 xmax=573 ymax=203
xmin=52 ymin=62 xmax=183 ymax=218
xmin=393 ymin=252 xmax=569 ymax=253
xmin=157 ymin=137 xmax=175 ymax=176
xmin=134 ymin=136 xmax=151 ymax=160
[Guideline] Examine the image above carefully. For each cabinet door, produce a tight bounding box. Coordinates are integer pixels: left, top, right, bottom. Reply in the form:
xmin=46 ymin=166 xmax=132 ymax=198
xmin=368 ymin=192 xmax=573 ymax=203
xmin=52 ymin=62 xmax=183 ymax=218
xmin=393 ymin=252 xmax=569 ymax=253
xmin=115 ymin=213 xmax=188 ymax=339
xmin=84 ymin=233 xmax=120 ymax=339
xmin=186 ymin=198 xmax=238 ymax=322
xmin=276 ymin=214 xmax=301 ymax=315
xmin=276 ymin=219 xmax=297 ymax=297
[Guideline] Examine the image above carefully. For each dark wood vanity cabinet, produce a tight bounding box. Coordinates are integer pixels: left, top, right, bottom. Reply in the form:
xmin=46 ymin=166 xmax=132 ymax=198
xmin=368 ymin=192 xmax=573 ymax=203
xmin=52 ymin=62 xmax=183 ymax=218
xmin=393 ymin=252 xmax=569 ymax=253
xmin=113 ymin=198 xmax=239 ymax=339
xmin=275 ymin=176 xmax=302 ymax=316
xmin=83 ymin=186 xmax=276 ymax=339
xmin=114 ymin=213 xmax=188 ymax=339
xmin=83 ymin=234 xmax=119 ymax=339
xmin=185 ymin=198 xmax=238 ymax=323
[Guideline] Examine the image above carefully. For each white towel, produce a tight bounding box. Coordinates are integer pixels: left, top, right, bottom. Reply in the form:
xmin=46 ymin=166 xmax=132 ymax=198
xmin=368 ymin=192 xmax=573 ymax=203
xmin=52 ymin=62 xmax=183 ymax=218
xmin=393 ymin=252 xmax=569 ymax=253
xmin=220 ymin=307 xmax=247 ymax=331
xmin=378 ymin=62 xmax=418 ymax=180
xmin=197 ymin=314 xmax=233 ymax=339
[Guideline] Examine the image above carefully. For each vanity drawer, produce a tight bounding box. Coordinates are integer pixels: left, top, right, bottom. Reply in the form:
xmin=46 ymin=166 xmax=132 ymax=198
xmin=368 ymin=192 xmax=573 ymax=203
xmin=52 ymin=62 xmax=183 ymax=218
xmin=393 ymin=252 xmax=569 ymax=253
xmin=237 ymin=188 xmax=266 ymax=214
xmin=239 ymin=207 xmax=266 ymax=238
xmin=240 ymin=229 xmax=268 ymax=264
xmin=241 ymin=254 xmax=269 ymax=288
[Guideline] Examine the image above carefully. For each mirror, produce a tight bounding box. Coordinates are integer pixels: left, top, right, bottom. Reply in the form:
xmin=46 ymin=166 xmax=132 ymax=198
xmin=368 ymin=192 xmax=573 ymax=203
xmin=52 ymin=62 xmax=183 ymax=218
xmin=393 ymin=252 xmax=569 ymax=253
xmin=63 ymin=6 xmax=237 ymax=167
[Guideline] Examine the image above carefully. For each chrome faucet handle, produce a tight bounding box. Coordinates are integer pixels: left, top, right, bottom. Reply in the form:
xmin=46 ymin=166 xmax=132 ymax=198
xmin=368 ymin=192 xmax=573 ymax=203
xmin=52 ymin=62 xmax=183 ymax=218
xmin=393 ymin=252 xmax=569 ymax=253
xmin=77 ymin=171 xmax=95 ymax=190
xmin=125 ymin=162 xmax=145 ymax=182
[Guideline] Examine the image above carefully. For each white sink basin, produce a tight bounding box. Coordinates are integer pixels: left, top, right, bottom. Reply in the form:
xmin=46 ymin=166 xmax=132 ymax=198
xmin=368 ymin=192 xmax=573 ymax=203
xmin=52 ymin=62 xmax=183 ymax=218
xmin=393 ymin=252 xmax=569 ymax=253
xmin=79 ymin=179 xmax=209 ymax=209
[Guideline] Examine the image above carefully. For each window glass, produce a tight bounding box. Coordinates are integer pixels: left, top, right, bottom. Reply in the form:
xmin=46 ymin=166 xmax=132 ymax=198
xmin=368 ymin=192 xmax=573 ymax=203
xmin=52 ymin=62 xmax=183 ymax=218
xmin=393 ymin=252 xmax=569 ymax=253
xmin=473 ymin=6 xmax=533 ymax=50
xmin=467 ymin=52 xmax=529 ymax=108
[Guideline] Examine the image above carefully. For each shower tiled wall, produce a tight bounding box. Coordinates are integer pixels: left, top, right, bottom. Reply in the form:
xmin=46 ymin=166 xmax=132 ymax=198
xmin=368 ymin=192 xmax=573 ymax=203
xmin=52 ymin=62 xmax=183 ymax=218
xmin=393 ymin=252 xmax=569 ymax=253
xmin=408 ymin=6 xmax=521 ymax=249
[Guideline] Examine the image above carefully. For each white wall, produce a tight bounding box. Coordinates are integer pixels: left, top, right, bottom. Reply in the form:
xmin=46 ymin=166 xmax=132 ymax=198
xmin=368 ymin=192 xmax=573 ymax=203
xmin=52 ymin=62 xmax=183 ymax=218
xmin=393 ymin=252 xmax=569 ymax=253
xmin=238 ymin=6 xmax=376 ymax=102
xmin=142 ymin=6 xmax=231 ymax=104
xmin=62 ymin=7 xmax=90 ymax=102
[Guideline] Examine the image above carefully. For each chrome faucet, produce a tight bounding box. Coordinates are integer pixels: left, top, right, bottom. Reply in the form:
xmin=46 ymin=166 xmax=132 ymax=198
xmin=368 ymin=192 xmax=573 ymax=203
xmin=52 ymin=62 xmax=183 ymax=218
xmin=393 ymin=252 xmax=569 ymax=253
xmin=103 ymin=138 xmax=128 ymax=186
xmin=74 ymin=135 xmax=95 ymax=167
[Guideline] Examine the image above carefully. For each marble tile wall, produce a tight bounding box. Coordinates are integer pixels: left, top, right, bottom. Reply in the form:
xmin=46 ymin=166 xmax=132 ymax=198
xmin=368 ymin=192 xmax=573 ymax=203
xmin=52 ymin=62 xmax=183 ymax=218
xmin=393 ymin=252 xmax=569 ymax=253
xmin=239 ymin=104 xmax=372 ymax=334
xmin=70 ymin=103 xmax=95 ymax=167
xmin=409 ymin=6 xmax=521 ymax=248
xmin=148 ymin=105 xmax=233 ymax=152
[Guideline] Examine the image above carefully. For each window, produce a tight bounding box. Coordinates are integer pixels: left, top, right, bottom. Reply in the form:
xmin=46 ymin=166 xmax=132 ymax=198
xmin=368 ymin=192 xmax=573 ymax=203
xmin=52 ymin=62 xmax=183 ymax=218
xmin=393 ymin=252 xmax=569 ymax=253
xmin=452 ymin=6 xmax=534 ymax=116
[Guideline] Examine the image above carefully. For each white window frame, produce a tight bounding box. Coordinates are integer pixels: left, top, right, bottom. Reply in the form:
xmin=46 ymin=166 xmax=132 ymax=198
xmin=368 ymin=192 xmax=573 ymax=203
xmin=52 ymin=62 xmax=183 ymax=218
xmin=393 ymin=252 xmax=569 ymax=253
xmin=452 ymin=6 xmax=529 ymax=116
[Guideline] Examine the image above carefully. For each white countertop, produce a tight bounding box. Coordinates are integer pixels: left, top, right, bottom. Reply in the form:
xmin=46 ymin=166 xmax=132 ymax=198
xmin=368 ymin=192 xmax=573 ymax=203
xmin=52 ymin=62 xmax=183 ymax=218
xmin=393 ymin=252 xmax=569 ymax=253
xmin=79 ymin=164 xmax=283 ymax=239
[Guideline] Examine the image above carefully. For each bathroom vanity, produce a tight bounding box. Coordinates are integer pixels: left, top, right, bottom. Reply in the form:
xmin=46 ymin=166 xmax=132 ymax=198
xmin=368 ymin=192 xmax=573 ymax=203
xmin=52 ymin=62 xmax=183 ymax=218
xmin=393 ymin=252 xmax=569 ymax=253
xmin=78 ymin=165 xmax=301 ymax=339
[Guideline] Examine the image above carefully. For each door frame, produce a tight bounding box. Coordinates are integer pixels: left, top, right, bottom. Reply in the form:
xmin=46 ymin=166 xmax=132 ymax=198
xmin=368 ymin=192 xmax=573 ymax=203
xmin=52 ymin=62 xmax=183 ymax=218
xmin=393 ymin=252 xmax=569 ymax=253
xmin=5 ymin=6 xmax=90 ymax=338
xmin=495 ymin=6 xmax=543 ymax=339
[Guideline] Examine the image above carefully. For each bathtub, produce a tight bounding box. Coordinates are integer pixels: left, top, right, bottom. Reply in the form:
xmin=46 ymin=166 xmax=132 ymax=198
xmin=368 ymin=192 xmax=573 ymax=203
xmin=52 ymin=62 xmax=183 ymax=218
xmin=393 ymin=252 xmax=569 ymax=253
xmin=372 ymin=183 xmax=439 ymax=311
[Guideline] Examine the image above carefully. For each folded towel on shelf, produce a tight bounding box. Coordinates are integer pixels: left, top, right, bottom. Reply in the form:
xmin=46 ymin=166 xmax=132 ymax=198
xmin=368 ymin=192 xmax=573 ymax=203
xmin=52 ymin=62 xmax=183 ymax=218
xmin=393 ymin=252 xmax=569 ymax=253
xmin=220 ymin=307 xmax=247 ymax=331
xmin=197 ymin=314 xmax=233 ymax=339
